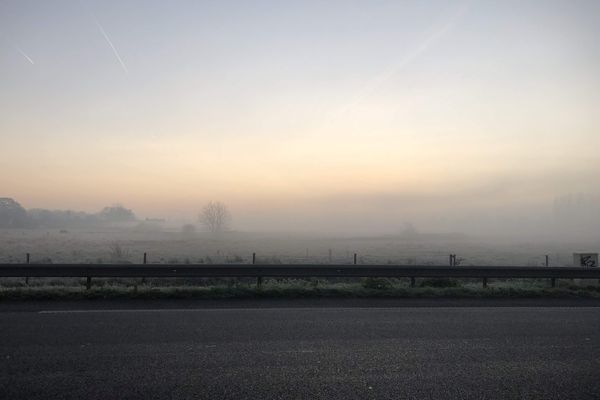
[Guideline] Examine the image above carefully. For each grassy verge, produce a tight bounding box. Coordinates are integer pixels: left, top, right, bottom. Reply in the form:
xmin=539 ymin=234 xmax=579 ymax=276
xmin=1 ymin=278 xmax=600 ymax=301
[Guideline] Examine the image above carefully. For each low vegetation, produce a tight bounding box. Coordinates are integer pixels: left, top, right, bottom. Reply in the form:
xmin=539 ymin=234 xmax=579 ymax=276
xmin=1 ymin=277 xmax=599 ymax=301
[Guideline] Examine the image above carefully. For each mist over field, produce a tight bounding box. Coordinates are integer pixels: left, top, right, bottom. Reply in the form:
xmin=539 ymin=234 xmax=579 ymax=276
xmin=1 ymin=0 xmax=599 ymax=249
xmin=1 ymin=195 xmax=598 ymax=268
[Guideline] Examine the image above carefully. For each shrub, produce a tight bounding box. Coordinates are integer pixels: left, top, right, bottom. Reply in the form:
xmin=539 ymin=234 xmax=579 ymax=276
xmin=361 ymin=277 xmax=394 ymax=290
xmin=420 ymin=278 xmax=460 ymax=288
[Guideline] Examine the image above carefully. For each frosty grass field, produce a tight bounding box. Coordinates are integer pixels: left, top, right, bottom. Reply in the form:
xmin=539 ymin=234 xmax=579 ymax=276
xmin=1 ymin=228 xmax=598 ymax=300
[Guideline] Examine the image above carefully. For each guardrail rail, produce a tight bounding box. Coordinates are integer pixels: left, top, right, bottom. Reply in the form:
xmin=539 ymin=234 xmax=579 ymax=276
xmin=1 ymin=264 xmax=599 ymax=289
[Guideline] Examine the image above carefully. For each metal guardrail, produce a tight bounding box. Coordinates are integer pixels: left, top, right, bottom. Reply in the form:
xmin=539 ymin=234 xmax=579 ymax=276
xmin=1 ymin=264 xmax=599 ymax=289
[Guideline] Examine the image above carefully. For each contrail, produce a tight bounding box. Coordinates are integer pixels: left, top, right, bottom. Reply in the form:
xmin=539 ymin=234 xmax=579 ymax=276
xmin=321 ymin=2 xmax=471 ymax=126
xmin=14 ymin=44 xmax=35 ymax=64
xmin=0 ymin=31 xmax=35 ymax=64
xmin=94 ymin=18 xmax=128 ymax=74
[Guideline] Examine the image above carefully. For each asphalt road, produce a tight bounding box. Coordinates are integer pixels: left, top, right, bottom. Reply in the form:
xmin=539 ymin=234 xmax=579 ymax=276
xmin=1 ymin=299 xmax=600 ymax=399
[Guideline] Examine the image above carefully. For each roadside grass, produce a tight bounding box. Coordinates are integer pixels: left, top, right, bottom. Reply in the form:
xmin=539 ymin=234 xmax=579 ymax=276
xmin=1 ymin=277 xmax=600 ymax=301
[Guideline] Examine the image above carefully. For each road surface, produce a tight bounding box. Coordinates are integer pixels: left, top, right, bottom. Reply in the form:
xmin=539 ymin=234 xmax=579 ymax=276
xmin=1 ymin=299 xmax=600 ymax=399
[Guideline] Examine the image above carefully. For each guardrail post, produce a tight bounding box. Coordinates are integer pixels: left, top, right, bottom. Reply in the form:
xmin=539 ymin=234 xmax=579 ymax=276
xmin=551 ymin=277 xmax=556 ymax=288
xmin=483 ymin=277 xmax=488 ymax=288
xmin=353 ymin=253 xmax=357 ymax=265
xmin=86 ymin=276 xmax=92 ymax=290
xmin=141 ymin=252 xmax=147 ymax=284
xmin=141 ymin=252 xmax=148 ymax=284
xmin=253 ymin=253 xmax=262 ymax=288
xmin=25 ymin=253 xmax=30 ymax=285
xmin=410 ymin=277 xmax=415 ymax=288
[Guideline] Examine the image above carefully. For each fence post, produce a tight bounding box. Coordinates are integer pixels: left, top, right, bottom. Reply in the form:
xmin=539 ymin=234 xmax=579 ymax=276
xmin=545 ymin=255 xmax=549 ymax=267
xmin=353 ymin=253 xmax=357 ymax=265
xmin=449 ymin=254 xmax=453 ymax=266
xmin=25 ymin=253 xmax=30 ymax=285
xmin=551 ymin=277 xmax=556 ymax=288
xmin=483 ymin=277 xmax=488 ymax=288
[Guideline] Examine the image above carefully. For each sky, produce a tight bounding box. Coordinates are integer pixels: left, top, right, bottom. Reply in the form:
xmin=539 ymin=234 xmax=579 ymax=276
xmin=1 ymin=0 xmax=599 ymax=234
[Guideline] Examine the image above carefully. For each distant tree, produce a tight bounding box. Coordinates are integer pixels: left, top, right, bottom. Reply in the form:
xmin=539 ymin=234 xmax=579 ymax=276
xmin=400 ymin=222 xmax=419 ymax=238
xmin=199 ymin=201 xmax=231 ymax=233
xmin=98 ymin=204 xmax=136 ymax=223
xmin=181 ymin=224 xmax=196 ymax=235
xmin=28 ymin=208 xmax=100 ymax=228
xmin=108 ymin=241 xmax=130 ymax=263
xmin=0 ymin=198 xmax=29 ymax=228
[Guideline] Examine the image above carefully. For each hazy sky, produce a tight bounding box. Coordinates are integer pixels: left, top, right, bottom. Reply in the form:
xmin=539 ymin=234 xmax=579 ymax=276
xmin=1 ymin=0 xmax=599 ymax=232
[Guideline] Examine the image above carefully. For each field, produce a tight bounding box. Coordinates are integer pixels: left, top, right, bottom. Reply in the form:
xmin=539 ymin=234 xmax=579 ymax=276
xmin=1 ymin=228 xmax=596 ymax=266
xmin=1 ymin=228 xmax=598 ymax=300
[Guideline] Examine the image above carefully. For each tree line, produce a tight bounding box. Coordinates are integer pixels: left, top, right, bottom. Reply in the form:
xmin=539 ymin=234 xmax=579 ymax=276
xmin=0 ymin=197 xmax=231 ymax=233
xmin=0 ymin=198 xmax=136 ymax=228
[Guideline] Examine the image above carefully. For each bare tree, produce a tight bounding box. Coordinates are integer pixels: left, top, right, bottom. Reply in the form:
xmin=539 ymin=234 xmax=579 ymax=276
xmin=199 ymin=201 xmax=231 ymax=233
